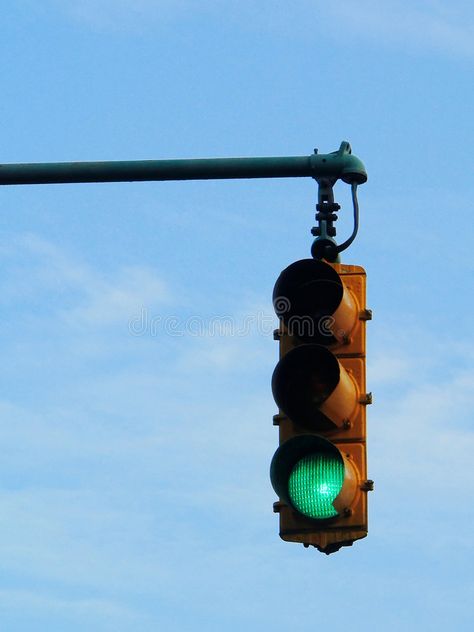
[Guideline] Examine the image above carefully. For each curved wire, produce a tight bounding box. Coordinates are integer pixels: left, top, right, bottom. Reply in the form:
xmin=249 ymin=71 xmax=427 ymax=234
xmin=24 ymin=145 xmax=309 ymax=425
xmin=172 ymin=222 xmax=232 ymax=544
xmin=336 ymin=182 xmax=359 ymax=253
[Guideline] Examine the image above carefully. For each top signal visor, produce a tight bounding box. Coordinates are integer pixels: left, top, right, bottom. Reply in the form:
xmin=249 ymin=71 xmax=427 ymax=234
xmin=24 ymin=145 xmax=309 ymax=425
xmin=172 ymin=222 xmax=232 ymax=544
xmin=273 ymin=259 xmax=367 ymax=356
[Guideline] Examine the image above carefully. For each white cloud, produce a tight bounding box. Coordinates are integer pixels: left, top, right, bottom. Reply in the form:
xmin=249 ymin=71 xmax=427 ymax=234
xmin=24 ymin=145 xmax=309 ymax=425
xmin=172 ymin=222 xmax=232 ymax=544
xmin=368 ymin=352 xmax=410 ymax=385
xmin=64 ymin=265 xmax=170 ymax=327
xmin=0 ymin=487 xmax=188 ymax=608
xmin=47 ymin=0 xmax=474 ymax=59
xmin=370 ymin=365 xmax=474 ymax=519
xmin=174 ymin=302 xmax=276 ymax=372
xmin=0 ymin=233 xmax=171 ymax=328
xmin=0 ymin=589 xmax=143 ymax=625
xmin=52 ymin=0 xmax=198 ymax=30
xmin=1 ymin=230 xmax=473 ymax=622
xmin=327 ymin=0 xmax=474 ymax=58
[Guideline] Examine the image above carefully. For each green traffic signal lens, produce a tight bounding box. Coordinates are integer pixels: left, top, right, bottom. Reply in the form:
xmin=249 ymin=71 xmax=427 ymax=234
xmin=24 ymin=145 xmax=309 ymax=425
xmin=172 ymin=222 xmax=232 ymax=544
xmin=288 ymin=452 xmax=345 ymax=519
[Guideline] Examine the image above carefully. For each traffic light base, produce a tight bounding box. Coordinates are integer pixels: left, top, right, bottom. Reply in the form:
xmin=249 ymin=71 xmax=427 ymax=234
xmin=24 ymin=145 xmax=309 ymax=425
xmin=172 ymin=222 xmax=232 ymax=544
xmin=273 ymin=501 xmax=368 ymax=555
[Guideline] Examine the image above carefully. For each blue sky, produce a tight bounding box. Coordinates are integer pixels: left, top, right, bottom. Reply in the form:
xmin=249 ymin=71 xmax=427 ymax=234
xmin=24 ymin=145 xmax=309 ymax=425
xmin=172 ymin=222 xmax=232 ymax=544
xmin=1 ymin=1 xmax=473 ymax=630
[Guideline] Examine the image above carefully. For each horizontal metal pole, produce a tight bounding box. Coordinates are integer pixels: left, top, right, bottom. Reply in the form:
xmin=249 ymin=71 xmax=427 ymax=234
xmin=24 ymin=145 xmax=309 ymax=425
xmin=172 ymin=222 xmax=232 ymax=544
xmin=0 ymin=142 xmax=367 ymax=186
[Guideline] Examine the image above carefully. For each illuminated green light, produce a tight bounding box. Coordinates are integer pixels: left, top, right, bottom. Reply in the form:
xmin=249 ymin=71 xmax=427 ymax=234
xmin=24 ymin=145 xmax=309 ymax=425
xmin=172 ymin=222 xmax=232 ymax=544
xmin=288 ymin=452 xmax=344 ymax=519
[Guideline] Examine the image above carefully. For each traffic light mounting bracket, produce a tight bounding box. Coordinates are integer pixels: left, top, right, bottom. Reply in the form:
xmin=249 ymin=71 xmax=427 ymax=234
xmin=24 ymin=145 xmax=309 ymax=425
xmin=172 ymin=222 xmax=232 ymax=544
xmin=311 ymin=177 xmax=360 ymax=263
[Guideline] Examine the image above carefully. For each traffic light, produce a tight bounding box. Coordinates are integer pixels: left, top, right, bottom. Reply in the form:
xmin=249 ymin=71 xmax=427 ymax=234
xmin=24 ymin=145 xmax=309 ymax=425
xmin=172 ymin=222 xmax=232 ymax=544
xmin=270 ymin=259 xmax=373 ymax=554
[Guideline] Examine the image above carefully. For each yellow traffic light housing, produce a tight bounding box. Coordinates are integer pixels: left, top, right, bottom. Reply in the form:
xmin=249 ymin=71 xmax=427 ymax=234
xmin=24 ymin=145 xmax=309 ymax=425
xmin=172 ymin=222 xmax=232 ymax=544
xmin=271 ymin=259 xmax=373 ymax=554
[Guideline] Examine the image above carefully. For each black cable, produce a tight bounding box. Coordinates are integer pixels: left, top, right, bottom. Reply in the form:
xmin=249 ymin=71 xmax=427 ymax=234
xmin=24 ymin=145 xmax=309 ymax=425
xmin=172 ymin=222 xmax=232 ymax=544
xmin=336 ymin=182 xmax=359 ymax=253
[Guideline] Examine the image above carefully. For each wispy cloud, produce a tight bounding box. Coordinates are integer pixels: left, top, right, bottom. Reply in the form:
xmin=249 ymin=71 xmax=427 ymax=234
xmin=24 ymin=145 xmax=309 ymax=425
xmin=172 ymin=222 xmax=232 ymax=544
xmin=0 ymin=233 xmax=171 ymax=328
xmin=50 ymin=0 xmax=474 ymax=59
xmin=52 ymin=0 xmax=196 ymax=31
xmin=1 ymin=231 xmax=473 ymax=625
xmin=327 ymin=0 xmax=474 ymax=58
xmin=0 ymin=588 xmax=144 ymax=625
